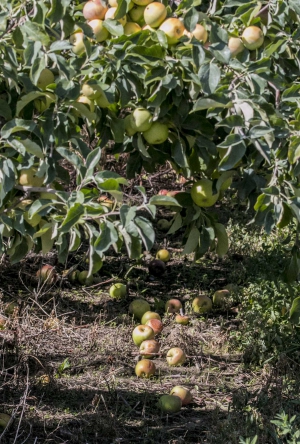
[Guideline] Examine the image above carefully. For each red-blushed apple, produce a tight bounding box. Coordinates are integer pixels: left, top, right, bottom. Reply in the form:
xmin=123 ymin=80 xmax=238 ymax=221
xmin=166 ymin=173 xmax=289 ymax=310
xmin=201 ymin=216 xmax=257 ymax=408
xmin=135 ymin=359 xmax=156 ymax=378
xmin=83 ymin=0 xmax=108 ymax=21
xmin=145 ymin=318 xmax=164 ymax=335
xmin=157 ymin=219 xmax=172 ymax=231
xmin=129 ymin=298 xmax=151 ymax=320
xmin=158 ymin=189 xmax=169 ymax=195
xmin=109 ymin=283 xmax=127 ymax=299
xmin=0 ymin=413 xmax=11 ymax=429
xmin=141 ymin=311 xmax=161 ymax=325
xmin=139 ymin=339 xmax=161 ymax=358
xmin=175 ymin=314 xmax=190 ymax=325
xmin=148 ymin=259 xmax=166 ymax=277
xmin=132 ymin=324 xmax=155 ymax=346
xmin=158 ymin=394 xmax=182 ymax=413
xmin=78 ymin=270 xmax=94 ymax=286
xmin=166 ymin=347 xmax=186 ymax=366
xmin=156 ymin=249 xmax=170 ymax=262
xmin=166 ymin=190 xmax=180 ymax=197
xmin=36 ymin=264 xmax=57 ymax=285
xmin=165 ymin=298 xmax=182 ymax=314
xmin=170 ymin=386 xmax=193 ymax=406
xmin=242 ymin=26 xmax=264 ymax=50
xmin=192 ymin=295 xmax=212 ymax=314
xmin=213 ymin=289 xmax=230 ymax=307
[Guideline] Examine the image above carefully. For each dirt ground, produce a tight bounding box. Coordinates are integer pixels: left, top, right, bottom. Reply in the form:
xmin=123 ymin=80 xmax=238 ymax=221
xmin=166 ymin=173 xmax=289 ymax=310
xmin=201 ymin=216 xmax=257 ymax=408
xmin=1 ymin=168 xmax=300 ymax=444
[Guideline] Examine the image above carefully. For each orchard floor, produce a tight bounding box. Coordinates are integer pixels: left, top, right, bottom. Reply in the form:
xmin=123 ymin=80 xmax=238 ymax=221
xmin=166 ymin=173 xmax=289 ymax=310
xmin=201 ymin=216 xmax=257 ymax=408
xmin=1 ymin=170 xmax=300 ymax=444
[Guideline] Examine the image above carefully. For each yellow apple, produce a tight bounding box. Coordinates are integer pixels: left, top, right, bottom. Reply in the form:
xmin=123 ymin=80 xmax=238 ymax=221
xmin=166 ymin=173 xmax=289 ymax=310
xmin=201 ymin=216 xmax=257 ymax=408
xmin=135 ymin=359 xmax=156 ymax=378
xmin=156 ymin=249 xmax=170 ymax=262
xmin=105 ymin=7 xmax=127 ymax=26
xmin=170 ymin=386 xmax=192 ymax=406
xmin=228 ymin=37 xmax=244 ymax=57
xmin=242 ymin=26 xmax=264 ymax=50
xmin=19 ymin=167 xmax=44 ymax=187
xmin=192 ymin=295 xmax=212 ymax=314
xmin=175 ymin=314 xmax=190 ymax=325
xmin=36 ymin=68 xmax=54 ymax=90
xmin=213 ymin=289 xmax=230 ymax=307
xmin=166 ymin=347 xmax=186 ymax=366
xmin=159 ymin=18 xmax=185 ymax=45
xmin=143 ymin=121 xmax=169 ymax=144
xmin=69 ymin=31 xmax=85 ymax=55
xmin=190 ymin=24 xmax=207 ymax=42
xmin=132 ymin=0 xmax=153 ymax=6
xmin=191 ymin=179 xmax=219 ymax=207
xmin=88 ymin=19 xmax=110 ymax=42
xmin=129 ymin=5 xmax=146 ymax=24
xmin=124 ymin=22 xmax=142 ymax=35
xmin=144 ymin=2 xmax=167 ymax=28
xmin=83 ymin=0 xmax=108 ymax=20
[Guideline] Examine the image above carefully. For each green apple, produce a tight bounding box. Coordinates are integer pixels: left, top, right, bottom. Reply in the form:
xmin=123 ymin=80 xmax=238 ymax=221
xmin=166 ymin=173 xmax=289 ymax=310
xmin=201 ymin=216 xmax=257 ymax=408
xmin=69 ymin=31 xmax=85 ymax=56
xmin=132 ymin=0 xmax=153 ymax=6
xmin=109 ymin=283 xmax=127 ymax=299
xmin=213 ymin=289 xmax=230 ymax=307
xmin=158 ymin=394 xmax=182 ymax=413
xmin=143 ymin=121 xmax=169 ymax=144
xmin=88 ymin=19 xmax=110 ymax=42
xmin=78 ymin=270 xmax=94 ymax=286
xmin=228 ymin=37 xmax=244 ymax=57
xmin=156 ymin=249 xmax=170 ymax=262
xmin=132 ymin=324 xmax=155 ymax=346
xmin=36 ymin=68 xmax=55 ymax=90
xmin=175 ymin=314 xmax=190 ymax=325
xmin=166 ymin=347 xmax=186 ymax=366
xmin=68 ymin=270 xmax=80 ymax=284
xmin=157 ymin=219 xmax=171 ymax=231
xmin=129 ymin=298 xmax=150 ymax=319
xmin=124 ymin=114 xmax=137 ymax=136
xmin=159 ymin=18 xmax=185 ymax=45
xmin=0 ymin=413 xmax=11 ymax=429
xmin=139 ymin=339 xmax=160 ymax=358
xmin=131 ymin=107 xmax=152 ymax=132
xmin=19 ymin=167 xmax=44 ymax=187
xmin=192 ymin=295 xmax=212 ymax=314
xmin=124 ymin=22 xmax=142 ymax=35
xmin=190 ymin=179 xmax=219 ymax=207
xmin=129 ymin=5 xmax=146 ymax=25
xmin=165 ymin=299 xmax=182 ymax=314
xmin=170 ymin=386 xmax=193 ymax=406
xmin=242 ymin=26 xmax=264 ymax=50
xmin=135 ymin=359 xmax=156 ymax=378
xmin=141 ymin=311 xmax=161 ymax=325
xmin=34 ymin=92 xmax=56 ymax=112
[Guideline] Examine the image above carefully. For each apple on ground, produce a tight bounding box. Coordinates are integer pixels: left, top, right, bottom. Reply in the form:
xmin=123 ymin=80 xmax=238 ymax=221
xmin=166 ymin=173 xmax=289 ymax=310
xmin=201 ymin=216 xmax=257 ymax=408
xmin=0 ymin=413 xmax=11 ymax=429
xmin=242 ymin=26 xmax=264 ymax=50
xmin=143 ymin=122 xmax=169 ymax=145
xmin=192 ymin=296 xmax=212 ymax=314
xmin=135 ymin=359 xmax=156 ymax=378
xmin=78 ymin=270 xmax=94 ymax=286
xmin=44 ymin=317 xmax=59 ymax=330
xmin=132 ymin=324 xmax=155 ymax=346
xmin=109 ymin=283 xmax=127 ymax=299
xmin=67 ymin=270 xmax=80 ymax=283
xmin=156 ymin=249 xmax=170 ymax=262
xmin=0 ymin=314 xmax=7 ymax=330
xmin=165 ymin=298 xmax=182 ymax=314
xmin=129 ymin=298 xmax=150 ymax=320
xmin=170 ymin=386 xmax=193 ymax=406
xmin=158 ymin=189 xmax=169 ymax=195
xmin=148 ymin=259 xmax=166 ymax=277
xmin=166 ymin=347 xmax=186 ymax=366
xmin=191 ymin=179 xmax=219 ymax=207
xmin=175 ymin=314 xmax=190 ymax=325
xmin=145 ymin=318 xmax=164 ymax=335
xmin=139 ymin=339 xmax=161 ymax=358
xmin=213 ymin=289 xmax=230 ymax=307
xmin=36 ymin=264 xmax=57 ymax=284
xmin=157 ymin=219 xmax=172 ymax=231
xmin=158 ymin=394 xmax=182 ymax=413
xmin=141 ymin=311 xmax=161 ymax=325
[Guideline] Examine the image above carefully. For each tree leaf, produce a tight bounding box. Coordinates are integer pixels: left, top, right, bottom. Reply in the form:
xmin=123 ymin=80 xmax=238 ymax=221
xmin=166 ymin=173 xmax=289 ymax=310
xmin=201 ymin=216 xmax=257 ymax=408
xmin=60 ymin=204 xmax=85 ymax=233
xmin=183 ymin=226 xmax=200 ymax=255
xmin=290 ymin=297 xmax=300 ymax=324
xmin=214 ymin=223 xmax=229 ymax=258
xmin=199 ymin=63 xmax=221 ymax=95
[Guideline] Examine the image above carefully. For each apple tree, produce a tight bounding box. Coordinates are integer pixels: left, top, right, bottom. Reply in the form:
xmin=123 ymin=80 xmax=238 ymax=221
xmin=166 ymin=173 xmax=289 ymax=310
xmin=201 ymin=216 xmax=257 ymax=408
xmin=0 ymin=0 xmax=300 ymax=281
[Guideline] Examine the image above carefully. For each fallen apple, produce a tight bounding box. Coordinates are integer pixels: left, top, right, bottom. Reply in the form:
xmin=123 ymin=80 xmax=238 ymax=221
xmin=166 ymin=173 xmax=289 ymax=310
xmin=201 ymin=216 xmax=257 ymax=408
xmin=242 ymin=26 xmax=264 ymax=50
xmin=139 ymin=339 xmax=160 ymax=358
xmin=141 ymin=311 xmax=161 ymax=325
xmin=132 ymin=324 xmax=155 ymax=346
xmin=192 ymin=295 xmax=212 ymax=314
xmin=129 ymin=298 xmax=150 ymax=320
xmin=157 ymin=218 xmax=172 ymax=231
xmin=0 ymin=314 xmax=7 ymax=330
xmin=191 ymin=179 xmax=219 ymax=207
xmin=68 ymin=270 xmax=80 ymax=284
xmin=148 ymin=259 xmax=166 ymax=277
xmin=213 ymin=289 xmax=230 ymax=307
xmin=0 ymin=413 xmax=11 ymax=429
xmin=158 ymin=394 xmax=182 ymax=413
xmin=143 ymin=121 xmax=169 ymax=144
xmin=156 ymin=249 xmax=170 ymax=262
xmin=165 ymin=298 xmax=182 ymax=314
xmin=170 ymin=386 xmax=193 ymax=406
xmin=166 ymin=347 xmax=186 ymax=366
xmin=175 ymin=314 xmax=190 ymax=325
xmin=109 ymin=283 xmax=127 ymax=299
xmin=135 ymin=358 xmax=156 ymax=378
xmin=78 ymin=270 xmax=94 ymax=286
xmin=145 ymin=318 xmax=164 ymax=335
xmin=36 ymin=264 xmax=57 ymax=285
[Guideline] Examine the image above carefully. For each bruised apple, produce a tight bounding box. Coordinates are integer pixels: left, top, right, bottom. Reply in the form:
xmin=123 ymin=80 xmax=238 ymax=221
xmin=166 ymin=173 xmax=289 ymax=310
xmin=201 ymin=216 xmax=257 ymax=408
xmin=135 ymin=359 xmax=156 ymax=378
xmin=83 ymin=0 xmax=108 ymax=20
xmin=159 ymin=18 xmax=185 ymax=45
xmin=145 ymin=318 xmax=163 ymax=334
xmin=165 ymin=299 xmax=182 ymax=314
xmin=242 ymin=26 xmax=264 ymax=50
xmin=139 ymin=339 xmax=160 ymax=358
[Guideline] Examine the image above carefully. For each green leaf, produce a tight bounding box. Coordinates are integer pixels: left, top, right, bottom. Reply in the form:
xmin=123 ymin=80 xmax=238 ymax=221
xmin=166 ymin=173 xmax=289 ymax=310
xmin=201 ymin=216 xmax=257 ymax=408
xmin=184 ymin=8 xmax=198 ymax=32
xmin=183 ymin=226 xmax=200 ymax=255
xmin=103 ymin=19 xmax=124 ymax=36
xmin=60 ymin=204 xmax=85 ymax=233
xmin=0 ymin=99 xmax=12 ymax=120
xmin=95 ymin=221 xmax=118 ymax=253
xmin=1 ymin=119 xmax=37 ymax=138
xmin=199 ymin=63 xmax=221 ymax=95
xmin=218 ymin=140 xmax=246 ymax=171
xmin=193 ymin=95 xmax=232 ymax=111
xmin=149 ymin=195 xmax=182 ymax=207
xmin=135 ymin=216 xmax=155 ymax=251
xmin=20 ymin=22 xmax=51 ymax=46
xmin=249 ymin=126 xmax=274 ymax=138
xmin=282 ymin=84 xmax=300 ymax=102
xmin=290 ymin=297 xmax=300 ymax=324
xmin=214 ymin=223 xmax=228 ymax=258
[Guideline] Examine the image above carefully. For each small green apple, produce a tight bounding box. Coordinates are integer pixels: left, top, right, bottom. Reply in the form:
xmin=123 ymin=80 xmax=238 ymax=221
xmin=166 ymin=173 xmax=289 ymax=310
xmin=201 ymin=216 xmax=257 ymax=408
xmin=129 ymin=298 xmax=151 ymax=320
xmin=78 ymin=271 xmax=94 ymax=286
xmin=109 ymin=283 xmax=127 ymax=299
xmin=131 ymin=107 xmax=153 ymax=132
xmin=143 ymin=122 xmax=169 ymax=145
xmin=36 ymin=68 xmax=55 ymax=90
xmin=191 ymin=179 xmax=219 ymax=207
xmin=0 ymin=413 xmax=11 ymax=429
xmin=158 ymin=394 xmax=182 ymax=413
